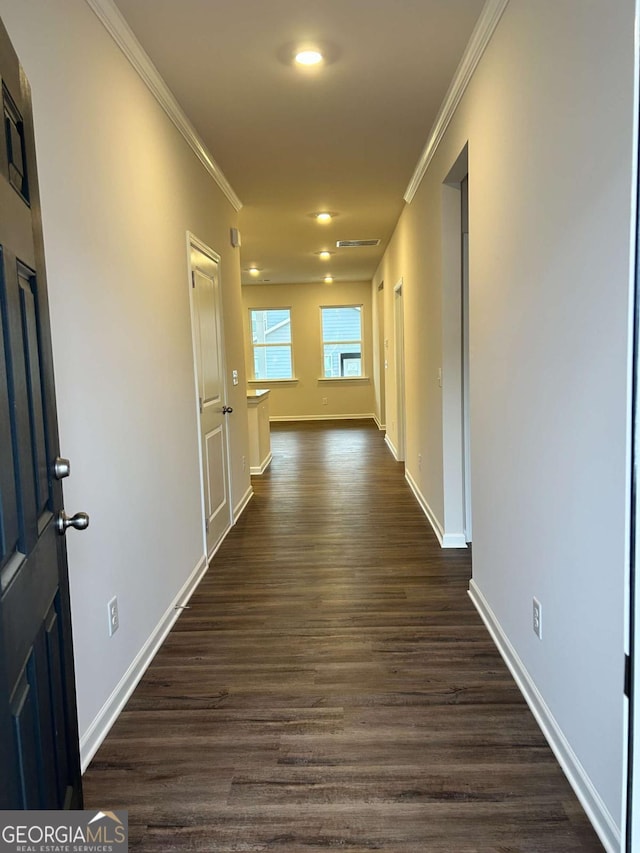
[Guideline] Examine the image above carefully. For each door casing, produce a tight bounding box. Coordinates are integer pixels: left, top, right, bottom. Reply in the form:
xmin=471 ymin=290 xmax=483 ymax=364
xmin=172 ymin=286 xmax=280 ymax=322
xmin=394 ymin=279 xmax=406 ymax=462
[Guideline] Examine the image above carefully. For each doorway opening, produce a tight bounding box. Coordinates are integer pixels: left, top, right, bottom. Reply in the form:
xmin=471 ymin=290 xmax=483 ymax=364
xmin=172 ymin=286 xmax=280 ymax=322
xmin=441 ymin=144 xmax=471 ymax=548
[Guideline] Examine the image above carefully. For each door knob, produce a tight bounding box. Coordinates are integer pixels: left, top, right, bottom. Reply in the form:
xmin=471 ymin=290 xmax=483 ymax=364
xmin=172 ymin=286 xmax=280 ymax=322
xmin=53 ymin=457 xmax=71 ymax=479
xmin=56 ymin=510 xmax=90 ymax=535
xmin=222 ymin=405 xmax=233 ymax=414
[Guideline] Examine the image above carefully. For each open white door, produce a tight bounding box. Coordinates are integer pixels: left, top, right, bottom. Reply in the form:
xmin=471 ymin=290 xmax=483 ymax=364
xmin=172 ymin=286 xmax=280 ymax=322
xmin=188 ymin=237 xmax=233 ymax=559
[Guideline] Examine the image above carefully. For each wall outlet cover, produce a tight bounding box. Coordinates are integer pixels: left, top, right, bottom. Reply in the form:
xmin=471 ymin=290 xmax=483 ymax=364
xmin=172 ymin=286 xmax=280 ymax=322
xmin=533 ymin=597 xmax=542 ymax=639
xmin=108 ymin=596 xmax=119 ymax=637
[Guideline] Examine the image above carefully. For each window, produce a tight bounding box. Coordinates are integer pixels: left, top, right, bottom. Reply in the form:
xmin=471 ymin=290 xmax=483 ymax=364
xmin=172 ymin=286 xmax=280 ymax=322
xmin=321 ymin=305 xmax=363 ymax=378
xmin=250 ymin=308 xmax=293 ymax=380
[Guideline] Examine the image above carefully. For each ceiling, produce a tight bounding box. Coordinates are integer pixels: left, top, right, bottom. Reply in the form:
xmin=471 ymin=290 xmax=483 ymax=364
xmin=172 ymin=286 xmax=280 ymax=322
xmin=112 ymin=0 xmax=486 ymax=285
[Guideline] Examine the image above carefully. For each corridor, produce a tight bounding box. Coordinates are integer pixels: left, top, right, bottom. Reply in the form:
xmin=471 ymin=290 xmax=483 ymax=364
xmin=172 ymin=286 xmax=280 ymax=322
xmin=83 ymin=421 xmax=603 ymax=851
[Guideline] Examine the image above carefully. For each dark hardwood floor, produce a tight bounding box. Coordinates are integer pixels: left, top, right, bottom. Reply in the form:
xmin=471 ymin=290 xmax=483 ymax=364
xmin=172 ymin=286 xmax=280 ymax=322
xmin=83 ymin=420 xmax=604 ymax=852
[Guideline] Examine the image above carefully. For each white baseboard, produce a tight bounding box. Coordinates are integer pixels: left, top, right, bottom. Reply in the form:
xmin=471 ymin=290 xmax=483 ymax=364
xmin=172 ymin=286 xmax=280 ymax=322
xmin=250 ymin=452 xmax=272 ymax=475
xmin=441 ymin=531 xmax=468 ymax=547
xmin=233 ymin=484 xmax=253 ymax=521
xmin=269 ymin=413 xmax=376 ymax=423
xmin=404 ymin=469 xmax=467 ymax=549
xmin=404 ymin=468 xmax=443 ymax=545
xmin=373 ymin=415 xmax=386 ymax=431
xmin=468 ymin=579 xmax=621 ymax=853
xmin=384 ymin=434 xmax=399 ymax=460
xmin=80 ymin=553 xmax=209 ymax=772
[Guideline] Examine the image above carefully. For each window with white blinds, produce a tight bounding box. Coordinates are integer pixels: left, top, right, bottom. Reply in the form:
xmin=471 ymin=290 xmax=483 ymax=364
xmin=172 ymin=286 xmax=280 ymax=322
xmin=250 ymin=308 xmax=293 ymax=380
xmin=321 ymin=305 xmax=363 ymax=378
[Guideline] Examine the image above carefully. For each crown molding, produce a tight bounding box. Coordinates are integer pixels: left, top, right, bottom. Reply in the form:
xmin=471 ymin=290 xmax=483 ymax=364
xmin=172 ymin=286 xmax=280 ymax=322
xmin=84 ymin=0 xmax=242 ymax=212
xmin=404 ymin=0 xmax=509 ymax=203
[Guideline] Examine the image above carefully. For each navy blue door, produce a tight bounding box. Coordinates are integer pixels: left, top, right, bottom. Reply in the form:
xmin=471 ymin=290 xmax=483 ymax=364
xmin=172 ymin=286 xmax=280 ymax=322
xmin=0 ymin=18 xmax=83 ymax=809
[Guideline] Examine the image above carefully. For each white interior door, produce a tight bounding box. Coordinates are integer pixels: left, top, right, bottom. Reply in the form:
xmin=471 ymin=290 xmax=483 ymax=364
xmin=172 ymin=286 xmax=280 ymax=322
xmin=189 ymin=241 xmax=232 ymax=558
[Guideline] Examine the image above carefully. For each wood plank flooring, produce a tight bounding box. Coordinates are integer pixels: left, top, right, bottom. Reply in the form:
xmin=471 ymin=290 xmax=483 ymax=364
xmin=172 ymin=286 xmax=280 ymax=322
xmin=83 ymin=420 xmax=604 ymax=852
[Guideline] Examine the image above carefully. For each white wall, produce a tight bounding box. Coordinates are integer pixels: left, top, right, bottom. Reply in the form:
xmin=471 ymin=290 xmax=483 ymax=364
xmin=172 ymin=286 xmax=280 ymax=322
xmin=0 ymin=0 xmax=251 ymax=764
xmin=374 ymin=0 xmax=635 ymax=846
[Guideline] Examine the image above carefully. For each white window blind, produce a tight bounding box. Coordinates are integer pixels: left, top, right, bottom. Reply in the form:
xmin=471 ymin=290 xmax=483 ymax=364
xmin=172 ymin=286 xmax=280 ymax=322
xmin=250 ymin=308 xmax=293 ymax=379
xmin=321 ymin=306 xmax=363 ymax=378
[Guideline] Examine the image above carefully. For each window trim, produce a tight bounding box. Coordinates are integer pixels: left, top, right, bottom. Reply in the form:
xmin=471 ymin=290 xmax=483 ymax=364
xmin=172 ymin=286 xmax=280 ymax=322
xmin=319 ymin=304 xmax=365 ymax=379
xmin=249 ymin=307 xmax=295 ymax=381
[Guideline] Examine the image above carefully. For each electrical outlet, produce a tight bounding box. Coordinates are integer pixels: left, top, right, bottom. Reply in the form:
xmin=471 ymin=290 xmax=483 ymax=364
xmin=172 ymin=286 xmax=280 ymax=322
xmin=232 ymin=369 xmax=239 ymax=386
xmin=242 ymin=455 xmax=246 ymax=471
xmin=108 ymin=596 xmax=119 ymax=637
xmin=533 ymin=597 xmax=542 ymax=639
xmin=418 ymin=453 xmax=422 ymax=470
xmin=322 ymin=397 xmax=328 ymax=405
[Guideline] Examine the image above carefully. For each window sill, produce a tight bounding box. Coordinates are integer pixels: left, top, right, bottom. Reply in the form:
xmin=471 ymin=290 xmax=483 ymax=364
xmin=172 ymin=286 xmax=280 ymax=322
xmin=317 ymin=376 xmax=370 ymax=382
xmin=248 ymin=378 xmax=299 ymax=384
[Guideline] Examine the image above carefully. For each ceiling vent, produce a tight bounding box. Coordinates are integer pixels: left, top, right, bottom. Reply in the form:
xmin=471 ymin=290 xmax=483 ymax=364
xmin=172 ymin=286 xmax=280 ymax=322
xmin=336 ymin=239 xmax=381 ymax=248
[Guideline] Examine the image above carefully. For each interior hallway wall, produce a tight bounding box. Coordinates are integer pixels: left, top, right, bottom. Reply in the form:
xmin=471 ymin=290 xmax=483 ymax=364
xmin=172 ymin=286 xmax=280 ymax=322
xmin=373 ymin=0 xmax=635 ymax=845
xmin=0 ymin=0 xmax=251 ymax=765
xmin=243 ymin=280 xmax=376 ymax=421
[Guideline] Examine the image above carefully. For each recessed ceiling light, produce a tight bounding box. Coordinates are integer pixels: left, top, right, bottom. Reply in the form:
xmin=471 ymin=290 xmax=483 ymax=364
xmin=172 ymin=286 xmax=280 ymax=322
xmin=316 ymin=251 xmax=333 ymax=260
xmin=307 ymin=210 xmax=339 ymax=223
xmin=295 ymin=49 xmax=323 ymax=66
xmin=277 ymin=41 xmax=340 ymax=69
xmin=324 ymin=275 xmax=334 ymax=284
xmin=248 ymin=267 xmax=261 ymax=276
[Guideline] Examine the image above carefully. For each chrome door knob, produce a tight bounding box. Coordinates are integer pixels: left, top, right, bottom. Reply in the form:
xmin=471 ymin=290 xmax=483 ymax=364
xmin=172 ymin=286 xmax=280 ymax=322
xmin=54 ymin=457 xmax=71 ymax=479
xmin=222 ymin=405 xmax=233 ymax=414
xmin=56 ymin=510 xmax=90 ymax=535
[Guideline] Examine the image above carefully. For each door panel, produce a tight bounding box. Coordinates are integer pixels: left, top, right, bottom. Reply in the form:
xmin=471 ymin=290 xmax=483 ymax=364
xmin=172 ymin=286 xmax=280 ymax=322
xmin=0 ymin=279 xmax=19 ymax=566
xmin=19 ymin=262 xmax=49 ymax=515
xmin=11 ymin=669 xmax=40 ymax=808
xmin=196 ymin=269 xmax=223 ymax=404
xmin=190 ymin=245 xmax=232 ymax=558
xmin=205 ymin=426 xmax=227 ymax=524
xmin=0 ymin=19 xmax=82 ymax=809
xmin=45 ymin=603 xmax=70 ymax=801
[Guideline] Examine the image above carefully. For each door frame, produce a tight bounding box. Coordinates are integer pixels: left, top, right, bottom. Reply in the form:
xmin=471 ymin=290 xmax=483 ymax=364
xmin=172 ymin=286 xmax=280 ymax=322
xmin=394 ymin=279 xmax=406 ymax=462
xmin=627 ymin=0 xmax=640 ymax=844
xmin=186 ymin=232 xmax=233 ymax=560
xmin=376 ymin=281 xmax=386 ymax=429
xmin=461 ymin=177 xmax=472 ymax=543
xmin=441 ymin=145 xmax=470 ymax=549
